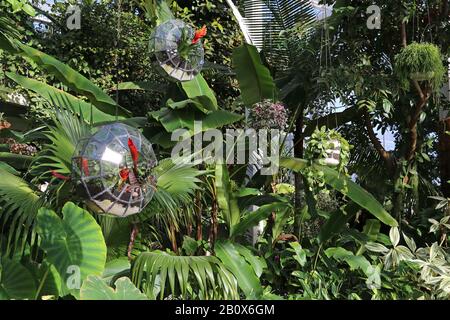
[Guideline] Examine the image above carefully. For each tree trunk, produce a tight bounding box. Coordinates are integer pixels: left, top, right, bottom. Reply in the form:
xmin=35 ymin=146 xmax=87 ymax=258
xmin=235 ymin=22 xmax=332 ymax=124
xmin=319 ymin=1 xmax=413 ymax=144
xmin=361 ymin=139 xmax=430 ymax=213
xmin=293 ymin=106 xmax=304 ymax=238
xmin=208 ymin=197 xmax=218 ymax=251
xmin=439 ymin=117 xmax=450 ymax=197
xmin=195 ymin=191 xmax=203 ymax=241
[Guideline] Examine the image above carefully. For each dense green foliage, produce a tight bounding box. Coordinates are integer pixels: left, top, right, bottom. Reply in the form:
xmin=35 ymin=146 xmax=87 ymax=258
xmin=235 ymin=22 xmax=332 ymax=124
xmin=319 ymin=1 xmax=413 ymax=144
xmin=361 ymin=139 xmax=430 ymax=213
xmin=0 ymin=0 xmax=449 ymax=301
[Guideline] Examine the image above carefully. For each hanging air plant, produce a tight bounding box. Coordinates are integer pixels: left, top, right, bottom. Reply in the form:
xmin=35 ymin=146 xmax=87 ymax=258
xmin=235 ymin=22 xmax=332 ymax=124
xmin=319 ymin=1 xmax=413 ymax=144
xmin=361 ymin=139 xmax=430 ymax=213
xmin=394 ymin=42 xmax=445 ymax=91
xmin=149 ymin=19 xmax=206 ymax=82
xmin=71 ymin=123 xmax=158 ymax=217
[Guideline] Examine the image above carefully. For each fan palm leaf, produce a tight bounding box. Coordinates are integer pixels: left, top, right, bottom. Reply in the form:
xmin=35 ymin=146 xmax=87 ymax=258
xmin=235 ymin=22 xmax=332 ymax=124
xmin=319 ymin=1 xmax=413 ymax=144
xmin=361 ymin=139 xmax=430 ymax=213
xmin=131 ymin=251 xmax=239 ymax=299
xmin=30 ymin=110 xmax=91 ymax=179
xmin=0 ymin=168 xmax=42 ymax=257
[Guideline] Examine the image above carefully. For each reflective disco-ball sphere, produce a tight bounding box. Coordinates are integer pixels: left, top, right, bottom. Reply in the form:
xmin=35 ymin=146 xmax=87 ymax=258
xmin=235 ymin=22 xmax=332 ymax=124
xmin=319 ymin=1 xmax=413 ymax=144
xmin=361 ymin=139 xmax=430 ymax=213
xmin=149 ymin=19 xmax=204 ymax=82
xmin=72 ymin=123 xmax=158 ymax=217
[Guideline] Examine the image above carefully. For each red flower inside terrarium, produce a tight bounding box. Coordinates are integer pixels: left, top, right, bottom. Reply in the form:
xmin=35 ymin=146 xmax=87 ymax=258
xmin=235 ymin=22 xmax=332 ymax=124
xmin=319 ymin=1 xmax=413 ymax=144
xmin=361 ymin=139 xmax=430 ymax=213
xmin=71 ymin=123 xmax=158 ymax=217
xmin=149 ymin=19 xmax=206 ymax=82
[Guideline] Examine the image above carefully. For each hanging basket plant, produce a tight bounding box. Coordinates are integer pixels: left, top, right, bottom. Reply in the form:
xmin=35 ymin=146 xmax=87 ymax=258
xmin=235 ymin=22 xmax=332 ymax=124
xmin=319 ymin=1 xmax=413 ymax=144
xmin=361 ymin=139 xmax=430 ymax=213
xmin=394 ymin=42 xmax=445 ymax=91
xmin=305 ymin=126 xmax=351 ymax=171
xmin=149 ymin=19 xmax=206 ymax=82
xmin=247 ymin=99 xmax=289 ymax=130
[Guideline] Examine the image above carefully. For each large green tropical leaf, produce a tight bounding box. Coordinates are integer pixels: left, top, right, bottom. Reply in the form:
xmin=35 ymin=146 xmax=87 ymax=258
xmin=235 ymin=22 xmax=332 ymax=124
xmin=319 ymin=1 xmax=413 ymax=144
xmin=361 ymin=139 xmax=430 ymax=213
xmin=231 ymin=202 xmax=286 ymax=237
xmin=232 ymin=44 xmax=278 ymax=106
xmin=101 ymin=258 xmax=131 ymax=285
xmin=318 ymin=202 xmax=360 ymax=243
xmin=12 ymin=42 xmax=130 ymax=117
xmin=167 ymin=98 xmax=215 ymax=114
xmin=6 ymin=73 xmax=120 ymax=123
xmin=320 ymin=165 xmax=398 ymax=227
xmin=0 ymin=14 xmax=20 ymax=45
xmin=325 ymin=247 xmax=372 ymax=276
xmin=151 ymin=107 xmax=242 ymax=133
xmin=279 ymin=157 xmax=398 ymax=227
xmin=30 ymin=110 xmax=91 ymax=181
xmin=141 ymin=0 xmax=174 ymax=24
xmin=155 ymin=159 xmax=203 ymax=197
xmin=36 ymin=202 xmax=107 ymax=296
xmin=0 ymin=152 xmax=33 ymax=170
xmin=215 ymin=240 xmax=263 ymax=299
xmin=117 ymin=81 xmax=167 ymax=93
xmin=180 ymin=75 xmax=218 ymax=112
xmin=215 ymin=164 xmax=240 ymax=232
xmin=231 ymin=242 xmax=267 ymax=278
xmin=0 ymin=169 xmax=41 ymax=257
xmin=0 ymin=161 xmax=19 ymax=175
xmin=0 ymin=257 xmax=36 ymax=299
xmin=32 ymin=262 xmax=61 ymax=299
xmin=132 ymin=251 xmax=239 ymax=299
xmin=80 ymin=276 xmax=147 ymax=300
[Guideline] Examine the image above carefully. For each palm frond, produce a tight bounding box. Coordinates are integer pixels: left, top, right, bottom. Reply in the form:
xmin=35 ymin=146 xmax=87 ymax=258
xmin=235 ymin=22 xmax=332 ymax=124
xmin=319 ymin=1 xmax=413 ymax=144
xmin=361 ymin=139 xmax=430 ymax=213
xmin=30 ymin=110 xmax=91 ymax=180
xmin=0 ymin=13 xmax=20 ymax=45
xmin=132 ymin=251 xmax=239 ymax=299
xmin=154 ymin=158 xmax=204 ymax=202
xmin=0 ymin=168 xmax=42 ymax=257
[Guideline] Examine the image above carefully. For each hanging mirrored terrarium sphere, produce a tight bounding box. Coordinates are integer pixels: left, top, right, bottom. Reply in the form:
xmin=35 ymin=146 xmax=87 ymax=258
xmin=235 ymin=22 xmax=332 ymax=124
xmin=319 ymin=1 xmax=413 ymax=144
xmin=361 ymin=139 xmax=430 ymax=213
xmin=149 ymin=19 xmax=205 ymax=82
xmin=71 ymin=123 xmax=158 ymax=217
xmin=324 ymin=139 xmax=341 ymax=167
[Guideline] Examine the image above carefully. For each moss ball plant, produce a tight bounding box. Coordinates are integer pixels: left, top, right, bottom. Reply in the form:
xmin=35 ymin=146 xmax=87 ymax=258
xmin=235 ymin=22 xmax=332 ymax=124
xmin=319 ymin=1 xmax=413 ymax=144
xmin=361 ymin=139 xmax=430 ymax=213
xmin=394 ymin=42 xmax=446 ymax=92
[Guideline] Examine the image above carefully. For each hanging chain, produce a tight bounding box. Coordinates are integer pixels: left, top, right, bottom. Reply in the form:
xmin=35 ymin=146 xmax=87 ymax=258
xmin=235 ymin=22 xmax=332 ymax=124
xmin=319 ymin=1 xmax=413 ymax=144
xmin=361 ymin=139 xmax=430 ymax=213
xmin=114 ymin=0 xmax=123 ymax=120
xmin=425 ymin=0 xmax=434 ymax=43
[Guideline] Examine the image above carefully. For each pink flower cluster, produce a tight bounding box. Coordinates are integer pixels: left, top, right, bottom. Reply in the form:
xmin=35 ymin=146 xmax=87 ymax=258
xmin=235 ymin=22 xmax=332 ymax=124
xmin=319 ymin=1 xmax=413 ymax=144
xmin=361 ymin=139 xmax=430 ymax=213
xmin=249 ymin=100 xmax=289 ymax=130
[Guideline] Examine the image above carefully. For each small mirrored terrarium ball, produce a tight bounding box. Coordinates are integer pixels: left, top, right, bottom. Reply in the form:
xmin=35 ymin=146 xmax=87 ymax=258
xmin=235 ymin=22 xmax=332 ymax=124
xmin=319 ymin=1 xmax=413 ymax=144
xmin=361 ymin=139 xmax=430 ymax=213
xmin=149 ymin=19 xmax=206 ymax=82
xmin=72 ymin=123 xmax=158 ymax=217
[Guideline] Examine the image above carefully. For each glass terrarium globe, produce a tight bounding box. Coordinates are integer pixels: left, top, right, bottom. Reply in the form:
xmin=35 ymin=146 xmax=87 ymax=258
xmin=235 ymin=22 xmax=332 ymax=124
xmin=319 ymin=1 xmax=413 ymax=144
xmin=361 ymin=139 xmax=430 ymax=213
xmin=149 ymin=19 xmax=205 ymax=82
xmin=71 ymin=123 xmax=158 ymax=217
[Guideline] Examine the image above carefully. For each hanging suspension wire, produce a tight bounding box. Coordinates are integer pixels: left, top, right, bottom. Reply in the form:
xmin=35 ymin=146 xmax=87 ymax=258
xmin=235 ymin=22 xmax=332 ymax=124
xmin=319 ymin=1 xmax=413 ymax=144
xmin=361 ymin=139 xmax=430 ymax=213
xmin=425 ymin=0 xmax=434 ymax=43
xmin=114 ymin=0 xmax=123 ymax=121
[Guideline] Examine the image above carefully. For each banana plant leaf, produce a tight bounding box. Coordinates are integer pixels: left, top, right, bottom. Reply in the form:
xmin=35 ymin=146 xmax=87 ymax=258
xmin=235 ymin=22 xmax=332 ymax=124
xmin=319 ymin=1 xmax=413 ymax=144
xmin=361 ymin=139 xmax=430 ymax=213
xmin=180 ymin=75 xmax=218 ymax=112
xmin=117 ymin=81 xmax=168 ymax=93
xmin=232 ymin=44 xmax=278 ymax=106
xmin=280 ymin=157 xmax=398 ymax=227
xmin=13 ymin=42 xmax=130 ymax=117
xmin=6 ymin=73 xmax=121 ymax=123
xmin=215 ymin=164 xmax=240 ymax=232
xmin=151 ymin=107 xmax=242 ymax=133
xmin=231 ymin=202 xmax=286 ymax=237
